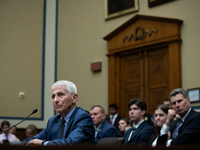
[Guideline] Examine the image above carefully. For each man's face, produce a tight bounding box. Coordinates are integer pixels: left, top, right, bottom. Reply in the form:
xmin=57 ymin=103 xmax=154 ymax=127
xmin=51 ymin=85 xmax=77 ymax=117
xmin=109 ymin=108 xmax=117 ymax=116
xmin=90 ymin=107 xmax=105 ymax=127
xmin=129 ymin=104 xmax=145 ymax=125
xmin=1 ymin=125 xmax=9 ymax=134
xmin=26 ymin=129 xmax=34 ymax=138
xmin=170 ymin=93 xmax=190 ymax=117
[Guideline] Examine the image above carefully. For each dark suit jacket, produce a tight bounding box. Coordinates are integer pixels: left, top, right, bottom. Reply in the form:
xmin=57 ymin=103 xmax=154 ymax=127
xmin=106 ymin=114 xmax=122 ymax=130
xmin=169 ymin=108 xmax=200 ymax=145
xmin=24 ymin=107 xmax=95 ymax=146
xmin=96 ymin=120 xmax=121 ymax=142
xmin=124 ymin=121 xmax=154 ymax=145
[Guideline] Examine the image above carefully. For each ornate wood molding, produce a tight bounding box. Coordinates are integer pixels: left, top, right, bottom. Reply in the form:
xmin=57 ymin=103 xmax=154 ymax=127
xmin=123 ymin=27 xmax=158 ymax=42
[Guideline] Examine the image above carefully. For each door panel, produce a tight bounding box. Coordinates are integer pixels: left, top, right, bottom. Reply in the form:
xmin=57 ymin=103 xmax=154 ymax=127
xmin=119 ymin=46 xmax=169 ymax=118
xmin=147 ymin=47 xmax=169 ymax=84
xmin=120 ymin=52 xmax=143 ymax=118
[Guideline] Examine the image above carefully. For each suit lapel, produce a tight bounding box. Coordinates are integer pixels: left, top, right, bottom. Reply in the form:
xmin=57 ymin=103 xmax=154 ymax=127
xmin=179 ymin=109 xmax=194 ymax=132
xmin=64 ymin=107 xmax=78 ymax=137
xmin=128 ymin=121 xmax=145 ymax=143
xmin=97 ymin=120 xmax=106 ymax=139
xmin=51 ymin=116 xmax=61 ymax=140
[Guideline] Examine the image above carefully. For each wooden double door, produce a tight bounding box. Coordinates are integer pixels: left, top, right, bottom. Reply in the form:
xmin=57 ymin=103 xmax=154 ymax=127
xmin=104 ymin=15 xmax=182 ymax=119
xmin=119 ymin=46 xmax=170 ymax=118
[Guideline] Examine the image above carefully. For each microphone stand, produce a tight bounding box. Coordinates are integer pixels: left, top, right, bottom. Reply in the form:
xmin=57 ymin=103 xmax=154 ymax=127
xmin=0 ymin=109 xmax=38 ymax=135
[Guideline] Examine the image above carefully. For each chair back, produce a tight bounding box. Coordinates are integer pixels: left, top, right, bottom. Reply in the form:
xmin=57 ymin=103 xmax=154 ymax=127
xmin=97 ymin=137 xmax=124 ymax=146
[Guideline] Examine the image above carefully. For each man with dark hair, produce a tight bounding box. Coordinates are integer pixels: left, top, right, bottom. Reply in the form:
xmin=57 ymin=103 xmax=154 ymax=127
xmin=164 ymin=88 xmax=200 ymax=146
xmin=124 ymin=98 xmax=154 ymax=145
xmin=90 ymin=105 xmax=121 ymax=142
xmin=0 ymin=120 xmax=20 ymax=144
xmin=106 ymin=103 xmax=122 ymax=130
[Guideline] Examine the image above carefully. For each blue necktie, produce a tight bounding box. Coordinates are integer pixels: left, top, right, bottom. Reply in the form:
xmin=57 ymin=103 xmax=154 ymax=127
xmin=5 ymin=134 xmax=8 ymax=140
xmin=172 ymin=118 xmax=182 ymax=139
xmin=57 ymin=118 xmax=66 ymax=139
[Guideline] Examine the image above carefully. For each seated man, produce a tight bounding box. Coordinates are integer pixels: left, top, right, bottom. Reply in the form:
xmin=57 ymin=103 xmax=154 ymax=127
xmin=0 ymin=121 xmax=20 ymax=144
xmin=90 ymin=105 xmax=121 ymax=142
xmin=24 ymin=80 xmax=95 ymax=146
xmin=164 ymin=88 xmax=200 ymax=146
xmin=124 ymin=98 xmax=154 ymax=145
xmin=105 ymin=103 xmax=122 ymax=130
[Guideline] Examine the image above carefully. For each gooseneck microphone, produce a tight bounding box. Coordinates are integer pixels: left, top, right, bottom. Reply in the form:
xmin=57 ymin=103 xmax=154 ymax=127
xmin=0 ymin=109 xmax=38 ymax=135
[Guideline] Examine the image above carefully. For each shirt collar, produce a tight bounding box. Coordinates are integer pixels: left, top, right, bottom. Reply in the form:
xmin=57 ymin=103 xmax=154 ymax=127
xmin=62 ymin=106 xmax=76 ymax=123
xmin=181 ymin=108 xmax=191 ymax=122
xmin=133 ymin=119 xmax=144 ymax=129
xmin=95 ymin=122 xmax=102 ymax=130
xmin=109 ymin=113 xmax=118 ymax=118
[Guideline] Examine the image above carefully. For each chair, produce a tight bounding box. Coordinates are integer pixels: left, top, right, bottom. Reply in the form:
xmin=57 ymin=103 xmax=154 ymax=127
xmin=97 ymin=137 xmax=124 ymax=146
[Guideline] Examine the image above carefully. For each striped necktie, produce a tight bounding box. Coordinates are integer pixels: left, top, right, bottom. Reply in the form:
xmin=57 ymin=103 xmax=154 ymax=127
xmin=57 ymin=118 xmax=66 ymax=139
xmin=172 ymin=118 xmax=182 ymax=139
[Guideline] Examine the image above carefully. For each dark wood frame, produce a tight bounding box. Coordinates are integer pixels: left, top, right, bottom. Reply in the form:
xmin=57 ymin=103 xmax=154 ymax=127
xmin=187 ymin=87 xmax=200 ymax=103
xmin=104 ymin=0 xmax=139 ymax=20
xmin=148 ymin=0 xmax=173 ymax=8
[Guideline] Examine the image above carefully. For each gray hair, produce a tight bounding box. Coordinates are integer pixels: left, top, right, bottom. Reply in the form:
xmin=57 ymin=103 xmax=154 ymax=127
xmin=169 ymin=88 xmax=188 ymax=100
xmin=52 ymin=80 xmax=77 ymax=94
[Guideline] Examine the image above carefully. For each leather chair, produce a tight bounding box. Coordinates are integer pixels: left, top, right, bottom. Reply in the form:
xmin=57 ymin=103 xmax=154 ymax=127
xmin=97 ymin=137 xmax=124 ymax=146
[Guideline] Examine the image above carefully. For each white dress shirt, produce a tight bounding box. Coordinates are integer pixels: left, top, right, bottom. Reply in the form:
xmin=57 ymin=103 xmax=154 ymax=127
xmin=152 ymin=123 xmax=169 ymax=147
xmin=128 ymin=119 xmax=144 ymax=141
xmin=0 ymin=133 xmax=20 ymax=143
xmin=109 ymin=113 xmax=118 ymax=125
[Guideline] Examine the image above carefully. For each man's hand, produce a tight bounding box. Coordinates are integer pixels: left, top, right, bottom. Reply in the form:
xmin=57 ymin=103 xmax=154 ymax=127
xmin=165 ymin=109 xmax=176 ymax=127
xmin=27 ymin=139 xmax=43 ymax=146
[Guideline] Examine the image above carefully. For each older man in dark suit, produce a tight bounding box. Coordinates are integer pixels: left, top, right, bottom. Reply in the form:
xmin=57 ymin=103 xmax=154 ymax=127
xmin=124 ymin=98 xmax=154 ymax=145
xmin=164 ymin=88 xmax=200 ymax=146
xmin=25 ymin=80 xmax=95 ymax=146
xmin=90 ymin=105 xmax=121 ymax=143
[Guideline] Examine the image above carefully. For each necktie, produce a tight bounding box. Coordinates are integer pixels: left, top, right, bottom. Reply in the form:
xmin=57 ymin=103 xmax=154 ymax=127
xmin=172 ymin=118 xmax=182 ymax=139
xmin=5 ymin=134 xmax=8 ymax=140
xmin=57 ymin=118 xmax=66 ymax=139
xmin=110 ymin=116 xmax=114 ymax=124
xmin=128 ymin=127 xmax=136 ymax=141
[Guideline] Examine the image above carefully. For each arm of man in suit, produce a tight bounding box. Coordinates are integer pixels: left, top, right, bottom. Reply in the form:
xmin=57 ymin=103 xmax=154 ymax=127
xmin=170 ymin=113 xmax=200 ymax=145
xmin=25 ymin=112 xmax=95 ymax=146
xmin=103 ymin=126 xmax=121 ymax=138
xmin=46 ymin=113 xmax=95 ymax=146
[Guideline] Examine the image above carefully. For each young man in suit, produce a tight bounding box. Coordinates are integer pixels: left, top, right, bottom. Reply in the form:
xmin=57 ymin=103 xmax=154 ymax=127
xmin=124 ymin=98 xmax=154 ymax=145
xmin=164 ymin=88 xmax=200 ymax=146
xmin=90 ymin=105 xmax=121 ymax=142
xmin=25 ymin=80 xmax=95 ymax=146
xmin=106 ymin=103 xmax=122 ymax=130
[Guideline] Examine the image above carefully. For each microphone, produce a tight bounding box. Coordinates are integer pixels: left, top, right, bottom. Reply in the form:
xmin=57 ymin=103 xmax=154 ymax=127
xmin=0 ymin=109 xmax=38 ymax=135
